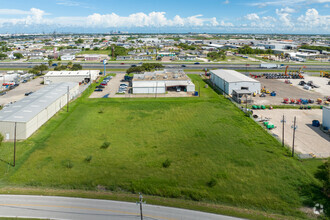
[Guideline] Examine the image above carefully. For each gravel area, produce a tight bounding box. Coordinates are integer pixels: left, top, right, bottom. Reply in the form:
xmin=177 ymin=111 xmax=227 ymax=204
xmin=255 ymin=109 xmax=330 ymax=158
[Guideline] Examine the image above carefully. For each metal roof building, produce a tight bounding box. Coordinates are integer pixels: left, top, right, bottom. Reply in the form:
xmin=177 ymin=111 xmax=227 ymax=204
xmin=210 ymin=69 xmax=261 ymax=95
xmin=132 ymin=69 xmax=195 ymax=94
xmin=0 ymin=82 xmax=79 ymax=140
xmin=44 ymin=70 xmax=99 ymax=85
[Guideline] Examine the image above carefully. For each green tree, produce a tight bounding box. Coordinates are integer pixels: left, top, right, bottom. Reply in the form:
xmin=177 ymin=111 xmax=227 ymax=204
xmin=13 ymin=53 xmax=23 ymax=59
xmin=93 ymin=39 xmax=98 ymax=43
xmin=126 ymin=66 xmax=144 ymax=74
xmin=75 ymin=38 xmax=84 ymax=44
xmin=0 ymin=53 xmax=7 ymax=60
xmin=48 ymin=60 xmax=53 ymax=67
xmin=67 ymin=61 xmax=73 ymax=69
xmin=71 ymin=64 xmax=82 ymax=71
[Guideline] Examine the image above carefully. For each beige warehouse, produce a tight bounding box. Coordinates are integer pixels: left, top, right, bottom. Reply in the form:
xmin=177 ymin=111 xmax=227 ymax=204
xmin=0 ymin=82 xmax=79 ymax=140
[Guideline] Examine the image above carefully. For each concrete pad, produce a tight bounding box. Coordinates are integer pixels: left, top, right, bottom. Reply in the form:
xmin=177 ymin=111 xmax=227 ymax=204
xmin=255 ymin=109 xmax=330 ymax=158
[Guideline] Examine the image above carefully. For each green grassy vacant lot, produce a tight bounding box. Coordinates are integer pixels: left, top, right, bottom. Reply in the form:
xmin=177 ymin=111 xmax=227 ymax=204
xmin=0 ymin=75 xmax=325 ymax=219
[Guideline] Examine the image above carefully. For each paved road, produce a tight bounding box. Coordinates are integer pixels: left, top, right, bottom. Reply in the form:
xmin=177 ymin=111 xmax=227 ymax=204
xmin=0 ymin=195 xmax=242 ymax=220
xmin=1 ymin=62 xmax=329 ymax=71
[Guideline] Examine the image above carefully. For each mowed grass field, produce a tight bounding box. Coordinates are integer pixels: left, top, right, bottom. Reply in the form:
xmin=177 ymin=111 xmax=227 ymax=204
xmin=0 ymin=75 xmax=324 ymax=219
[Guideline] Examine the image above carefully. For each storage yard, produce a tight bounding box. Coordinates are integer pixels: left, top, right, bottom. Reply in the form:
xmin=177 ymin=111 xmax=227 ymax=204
xmin=253 ymin=109 xmax=330 ymax=158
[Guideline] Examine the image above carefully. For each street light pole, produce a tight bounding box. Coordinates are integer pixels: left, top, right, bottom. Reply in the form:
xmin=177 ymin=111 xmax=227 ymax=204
xmin=281 ymin=115 xmax=286 ymax=147
xmin=291 ymin=116 xmax=297 ymax=157
xmin=137 ymin=193 xmax=144 ymax=220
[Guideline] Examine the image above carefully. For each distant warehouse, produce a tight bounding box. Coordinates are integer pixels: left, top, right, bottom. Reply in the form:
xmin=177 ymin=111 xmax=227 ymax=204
xmin=323 ymin=106 xmax=330 ymax=130
xmin=210 ymin=69 xmax=261 ymax=95
xmin=0 ymin=82 xmax=79 ymax=140
xmin=44 ymin=70 xmax=99 ymax=85
xmin=132 ymin=69 xmax=195 ymax=94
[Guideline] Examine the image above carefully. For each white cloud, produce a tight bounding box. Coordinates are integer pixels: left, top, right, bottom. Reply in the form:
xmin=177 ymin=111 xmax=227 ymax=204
xmin=56 ymin=0 xmax=81 ymax=7
xmin=278 ymin=7 xmax=296 ymax=13
xmin=245 ymin=13 xmax=260 ymax=20
xmin=276 ymin=8 xmax=293 ymax=27
xmin=250 ymin=0 xmax=330 ymax=7
xmin=223 ymin=0 xmax=230 ymax=4
xmin=297 ymin=8 xmax=330 ymax=28
xmin=0 ymin=8 xmax=50 ymax=16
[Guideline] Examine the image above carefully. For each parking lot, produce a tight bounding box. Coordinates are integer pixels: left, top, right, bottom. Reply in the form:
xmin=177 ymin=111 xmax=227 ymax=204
xmin=254 ymin=109 xmax=330 ymax=158
xmin=252 ymin=77 xmax=325 ymax=105
xmin=0 ymin=77 xmax=45 ymax=106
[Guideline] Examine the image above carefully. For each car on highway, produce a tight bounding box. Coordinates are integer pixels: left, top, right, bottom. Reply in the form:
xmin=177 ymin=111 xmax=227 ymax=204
xmin=25 ymin=91 xmax=33 ymax=96
xmin=52 ymin=63 xmax=58 ymax=67
xmin=181 ymin=64 xmax=186 ymax=67
xmin=28 ymin=66 xmax=33 ymax=68
xmin=194 ymin=62 xmax=200 ymax=65
xmin=131 ymin=64 xmax=137 ymax=67
xmin=94 ymin=88 xmax=103 ymax=92
xmin=138 ymin=62 xmax=143 ymax=64
xmin=120 ymin=63 xmax=125 ymax=65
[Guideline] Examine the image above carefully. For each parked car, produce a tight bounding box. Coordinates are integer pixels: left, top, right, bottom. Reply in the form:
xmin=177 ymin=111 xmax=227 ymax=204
xmin=94 ymin=88 xmax=103 ymax=92
xmin=100 ymin=82 xmax=107 ymax=86
xmin=25 ymin=91 xmax=33 ymax=96
xmin=0 ymin=91 xmax=7 ymax=96
xmin=96 ymin=85 xmax=105 ymax=88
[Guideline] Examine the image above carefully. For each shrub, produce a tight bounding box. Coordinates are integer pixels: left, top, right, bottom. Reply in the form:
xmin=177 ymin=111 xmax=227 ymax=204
xmin=207 ymin=178 xmax=217 ymax=187
xmin=62 ymin=159 xmax=74 ymax=169
xmin=162 ymin=159 xmax=171 ymax=168
xmin=85 ymin=156 xmax=92 ymax=162
xmin=100 ymin=141 xmax=110 ymax=149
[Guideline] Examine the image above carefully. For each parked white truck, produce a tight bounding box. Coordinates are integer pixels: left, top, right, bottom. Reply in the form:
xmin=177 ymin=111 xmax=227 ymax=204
xmin=260 ymin=63 xmax=281 ymax=69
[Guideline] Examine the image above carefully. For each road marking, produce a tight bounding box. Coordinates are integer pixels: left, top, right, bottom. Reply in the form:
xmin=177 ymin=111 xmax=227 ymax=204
xmin=0 ymin=203 xmax=177 ymax=220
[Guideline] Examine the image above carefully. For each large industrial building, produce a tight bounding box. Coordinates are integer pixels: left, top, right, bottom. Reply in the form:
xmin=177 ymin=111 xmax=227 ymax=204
xmin=210 ymin=69 xmax=261 ymax=95
xmin=44 ymin=70 xmax=99 ymax=85
xmin=323 ymin=106 xmax=330 ymax=129
xmin=0 ymin=82 xmax=79 ymax=140
xmin=132 ymin=69 xmax=195 ymax=94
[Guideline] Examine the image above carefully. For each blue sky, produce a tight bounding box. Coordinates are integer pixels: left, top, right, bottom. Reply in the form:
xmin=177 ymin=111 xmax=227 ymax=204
xmin=0 ymin=0 xmax=329 ymax=34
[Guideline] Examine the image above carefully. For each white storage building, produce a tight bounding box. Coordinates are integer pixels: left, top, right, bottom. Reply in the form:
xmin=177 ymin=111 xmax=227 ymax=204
xmin=132 ymin=69 xmax=195 ymax=94
xmin=61 ymin=54 xmax=75 ymax=60
xmin=0 ymin=82 xmax=79 ymax=140
xmin=323 ymin=106 xmax=330 ymax=129
xmin=210 ymin=69 xmax=261 ymax=95
xmin=44 ymin=70 xmax=99 ymax=85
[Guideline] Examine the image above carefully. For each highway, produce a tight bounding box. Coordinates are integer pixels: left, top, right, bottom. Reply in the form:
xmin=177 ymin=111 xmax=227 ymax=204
xmin=0 ymin=195 xmax=242 ymax=220
xmin=0 ymin=62 xmax=330 ymax=71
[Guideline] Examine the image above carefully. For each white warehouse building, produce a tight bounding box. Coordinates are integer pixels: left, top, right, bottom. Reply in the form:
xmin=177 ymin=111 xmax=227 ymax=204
xmin=44 ymin=70 xmax=99 ymax=85
xmin=132 ymin=69 xmax=195 ymax=94
xmin=0 ymin=82 xmax=79 ymax=140
xmin=210 ymin=69 xmax=261 ymax=95
xmin=323 ymin=106 xmax=330 ymax=129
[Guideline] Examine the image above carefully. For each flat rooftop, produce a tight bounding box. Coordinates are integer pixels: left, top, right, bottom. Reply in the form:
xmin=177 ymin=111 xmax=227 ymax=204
xmin=45 ymin=70 xmax=99 ymax=77
xmin=211 ymin=69 xmax=260 ymax=83
xmin=133 ymin=69 xmax=189 ymax=81
xmin=0 ymin=82 xmax=77 ymax=123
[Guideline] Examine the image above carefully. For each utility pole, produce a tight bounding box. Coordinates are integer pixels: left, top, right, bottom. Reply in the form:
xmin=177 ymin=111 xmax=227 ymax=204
xmin=291 ymin=116 xmax=297 ymax=157
xmin=281 ymin=115 xmax=286 ymax=147
xmin=245 ymin=94 xmax=248 ymax=112
xmin=67 ymin=86 xmax=69 ymax=112
xmin=13 ymin=122 xmax=17 ymax=167
xmin=137 ymin=193 xmax=145 ymax=220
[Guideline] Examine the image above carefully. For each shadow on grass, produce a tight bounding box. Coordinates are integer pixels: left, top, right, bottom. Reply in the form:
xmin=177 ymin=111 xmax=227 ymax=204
xmin=0 ymin=158 xmax=13 ymax=167
xmin=299 ymin=159 xmax=329 ymax=217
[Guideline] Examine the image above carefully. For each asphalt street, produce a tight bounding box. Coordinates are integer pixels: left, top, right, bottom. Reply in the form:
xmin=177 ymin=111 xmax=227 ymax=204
xmin=0 ymin=62 xmax=329 ymax=71
xmin=0 ymin=195 xmax=243 ymax=220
